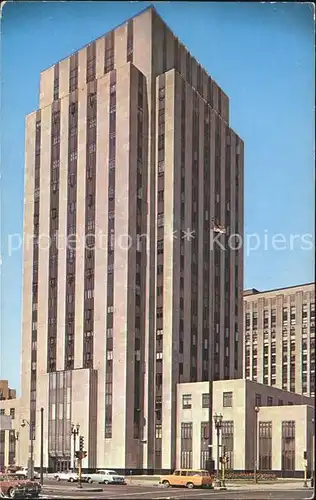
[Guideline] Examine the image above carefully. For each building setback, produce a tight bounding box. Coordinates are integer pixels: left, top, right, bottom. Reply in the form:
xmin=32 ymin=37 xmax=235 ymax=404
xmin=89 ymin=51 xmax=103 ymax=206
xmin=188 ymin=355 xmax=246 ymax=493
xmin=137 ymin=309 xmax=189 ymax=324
xmin=243 ymin=283 xmax=315 ymax=398
xmin=19 ymin=6 xmax=244 ymax=472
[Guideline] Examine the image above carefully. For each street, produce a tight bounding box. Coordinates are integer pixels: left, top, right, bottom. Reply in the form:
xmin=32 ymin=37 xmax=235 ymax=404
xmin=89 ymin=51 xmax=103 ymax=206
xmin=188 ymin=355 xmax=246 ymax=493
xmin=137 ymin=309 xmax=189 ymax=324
xmin=40 ymin=480 xmax=314 ymax=499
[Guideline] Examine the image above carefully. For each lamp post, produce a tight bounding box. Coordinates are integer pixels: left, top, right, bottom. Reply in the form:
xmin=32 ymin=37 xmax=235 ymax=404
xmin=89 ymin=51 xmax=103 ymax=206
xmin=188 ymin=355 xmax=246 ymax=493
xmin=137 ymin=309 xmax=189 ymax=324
xmin=21 ymin=419 xmax=34 ymax=480
xmin=71 ymin=423 xmax=80 ymax=471
xmin=40 ymin=408 xmax=44 ymax=485
xmin=254 ymin=406 xmax=260 ymax=483
xmin=312 ymin=418 xmax=315 ymax=489
xmin=207 ymin=382 xmax=214 ymax=474
xmin=21 ymin=409 xmax=44 ymax=483
xmin=15 ymin=431 xmax=19 ymax=467
xmin=213 ymin=413 xmax=223 ymax=486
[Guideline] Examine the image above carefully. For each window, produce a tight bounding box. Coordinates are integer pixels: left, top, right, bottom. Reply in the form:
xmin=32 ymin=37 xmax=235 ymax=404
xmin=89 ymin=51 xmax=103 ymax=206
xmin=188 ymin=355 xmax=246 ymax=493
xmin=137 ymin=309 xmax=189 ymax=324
xmin=104 ymin=46 xmax=114 ymax=73
xmin=181 ymin=422 xmax=192 ymax=469
xmin=259 ymin=422 xmax=272 ymax=470
xmin=245 ymin=312 xmax=250 ymax=330
xmin=255 ymin=393 xmax=261 ymax=407
xmin=157 ymin=240 xmax=164 ymax=254
xmin=281 ymin=421 xmax=295 ymax=470
xmin=202 ymin=393 xmax=210 ymax=408
xmin=182 ymin=394 xmax=192 ymax=409
xmin=267 ymin=396 xmax=273 ymax=406
xmin=53 ymin=78 xmax=59 ymax=101
xmin=157 ymin=213 xmax=164 ymax=227
xmin=222 ymin=421 xmax=234 ymax=469
xmin=223 ymin=391 xmax=233 ymax=407
xmin=155 ymin=424 xmax=162 ymax=439
xmin=253 ymin=311 xmax=258 ymax=329
xmin=200 ymin=422 xmax=210 ymax=469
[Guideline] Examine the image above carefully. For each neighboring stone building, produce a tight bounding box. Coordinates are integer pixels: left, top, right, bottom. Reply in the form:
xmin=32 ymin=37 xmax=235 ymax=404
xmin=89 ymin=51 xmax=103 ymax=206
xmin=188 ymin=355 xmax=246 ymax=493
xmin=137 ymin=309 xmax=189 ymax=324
xmin=0 ymin=380 xmax=16 ymax=401
xmin=177 ymin=379 xmax=314 ymax=476
xmin=0 ymin=382 xmax=20 ymax=470
xmin=243 ymin=283 xmax=315 ymax=398
xmin=20 ymin=5 xmax=244 ymax=472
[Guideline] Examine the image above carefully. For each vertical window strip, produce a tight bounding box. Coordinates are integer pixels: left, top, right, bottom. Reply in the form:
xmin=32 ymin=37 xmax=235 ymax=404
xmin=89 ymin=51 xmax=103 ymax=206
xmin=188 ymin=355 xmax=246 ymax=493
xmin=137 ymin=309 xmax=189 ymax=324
xmin=179 ymin=78 xmax=186 ymax=381
xmin=213 ymin=115 xmax=221 ymax=380
xmin=64 ymin=100 xmax=78 ymax=370
xmin=133 ymin=73 xmax=143 ymax=438
xmin=83 ymin=85 xmax=97 ymax=369
xmin=190 ymin=91 xmax=199 ymax=382
xmin=86 ymin=43 xmax=96 ymax=83
xmin=47 ymin=108 xmax=61 ymax=374
xmin=154 ymin=76 xmax=165 ymax=470
xmin=127 ymin=19 xmax=133 ymax=63
xmin=202 ymin=104 xmax=210 ymax=381
xmin=53 ymin=64 xmax=59 ymax=101
xmin=30 ymin=116 xmax=41 ymax=440
xmin=69 ymin=53 xmax=78 ymax=93
xmin=225 ymin=128 xmax=231 ymax=377
xmin=104 ymin=32 xmax=114 ymax=74
xmin=105 ymin=70 xmax=116 ymax=438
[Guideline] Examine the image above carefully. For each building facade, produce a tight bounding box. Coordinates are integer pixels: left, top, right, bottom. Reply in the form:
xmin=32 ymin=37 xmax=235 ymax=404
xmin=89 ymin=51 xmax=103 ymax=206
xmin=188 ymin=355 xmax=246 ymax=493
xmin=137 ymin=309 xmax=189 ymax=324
xmin=177 ymin=379 xmax=314 ymax=476
xmin=243 ymin=283 xmax=315 ymax=398
xmin=0 ymin=382 xmax=19 ymax=471
xmin=20 ymin=6 xmax=244 ymax=472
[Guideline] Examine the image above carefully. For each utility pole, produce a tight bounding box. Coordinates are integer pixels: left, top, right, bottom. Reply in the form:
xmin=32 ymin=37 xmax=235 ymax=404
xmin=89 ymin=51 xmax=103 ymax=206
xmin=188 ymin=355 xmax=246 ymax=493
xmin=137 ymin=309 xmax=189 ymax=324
xmin=40 ymin=408 xmax=44 ymax=485
xmin=254 ymin=406 xmax=260 ymax=483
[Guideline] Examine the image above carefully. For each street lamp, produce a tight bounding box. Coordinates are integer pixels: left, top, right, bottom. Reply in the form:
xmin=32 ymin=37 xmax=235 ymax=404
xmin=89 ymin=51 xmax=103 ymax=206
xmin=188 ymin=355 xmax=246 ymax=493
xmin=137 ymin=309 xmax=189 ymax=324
xmin=71 ymin=423 xmax=80 ymax=471
xmin=15 ymin=431 xmax=19 ymax=467
xmin=312 ymin=418 xmax=315 ymax=489
xmin=21 ymin=408 xmax=44 ymax=484
xmin=213 ymin=413 xmax=223 ymax=486
xmin=21 ymin=419 xmax=34 ymax=480
xmin=254 ymin=406 xmax=260 ymax=483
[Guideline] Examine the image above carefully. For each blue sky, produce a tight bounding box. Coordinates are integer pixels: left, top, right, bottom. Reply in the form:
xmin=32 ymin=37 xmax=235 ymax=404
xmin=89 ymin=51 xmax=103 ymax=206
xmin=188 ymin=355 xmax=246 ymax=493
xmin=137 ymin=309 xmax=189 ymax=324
xmin=1 ymin=2 xmax=314 ymax=392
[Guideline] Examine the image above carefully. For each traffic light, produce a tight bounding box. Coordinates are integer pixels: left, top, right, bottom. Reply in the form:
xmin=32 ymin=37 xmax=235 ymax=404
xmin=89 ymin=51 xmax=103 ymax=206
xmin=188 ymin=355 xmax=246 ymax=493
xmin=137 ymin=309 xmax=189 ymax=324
xmin=79 ymin=435 xmax=84 ymax=451
xmin=83 ymin=451 xmax=87 ymax=459
xmin=75 ymin=451 xmax=81 ymax=459
xmin=303 ymin=451 xmax=307 ymax=460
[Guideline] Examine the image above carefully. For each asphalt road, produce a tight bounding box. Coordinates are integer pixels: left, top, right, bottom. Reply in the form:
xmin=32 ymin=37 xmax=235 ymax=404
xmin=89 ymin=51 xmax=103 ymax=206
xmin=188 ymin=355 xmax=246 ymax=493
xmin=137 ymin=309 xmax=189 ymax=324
xmin=41 ymin=482 xmax=314 ymax=500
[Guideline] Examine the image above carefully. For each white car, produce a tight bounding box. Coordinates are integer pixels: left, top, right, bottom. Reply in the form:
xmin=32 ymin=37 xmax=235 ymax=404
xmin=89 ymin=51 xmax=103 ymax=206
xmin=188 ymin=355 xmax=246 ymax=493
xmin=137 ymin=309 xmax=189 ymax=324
xmin=15 ymin=468 xmax=40 ymax=480
xmin=54 ymin=471 xmax=79 ymax=482
xmin=83 ymin=470 xmax=125 ymax=484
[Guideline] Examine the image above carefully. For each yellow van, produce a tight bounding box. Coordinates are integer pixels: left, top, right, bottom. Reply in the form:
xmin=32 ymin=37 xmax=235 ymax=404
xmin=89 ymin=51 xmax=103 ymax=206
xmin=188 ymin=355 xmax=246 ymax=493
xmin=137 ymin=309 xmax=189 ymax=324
xmin=160 ymin=469 xmax=213 ymax=489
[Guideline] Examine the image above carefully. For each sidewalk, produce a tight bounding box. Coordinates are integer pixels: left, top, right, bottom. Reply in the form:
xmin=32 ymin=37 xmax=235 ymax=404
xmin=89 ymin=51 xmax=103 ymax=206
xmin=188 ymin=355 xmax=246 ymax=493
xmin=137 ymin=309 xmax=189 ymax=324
xmin=127 ymin=475 xmax=312 ymax=490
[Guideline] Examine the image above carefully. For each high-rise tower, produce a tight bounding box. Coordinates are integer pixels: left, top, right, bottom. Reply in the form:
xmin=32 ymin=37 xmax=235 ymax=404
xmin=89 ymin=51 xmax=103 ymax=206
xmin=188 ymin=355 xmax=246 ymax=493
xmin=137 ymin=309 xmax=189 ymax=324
xmin=20 ymin=6 xmax=244 ymax=471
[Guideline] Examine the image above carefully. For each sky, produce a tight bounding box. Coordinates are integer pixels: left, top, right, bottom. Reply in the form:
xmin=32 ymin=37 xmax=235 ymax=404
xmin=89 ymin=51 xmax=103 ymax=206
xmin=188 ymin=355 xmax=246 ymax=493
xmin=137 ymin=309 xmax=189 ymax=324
xmin=0 ymin=1 xmax=314 ymax=392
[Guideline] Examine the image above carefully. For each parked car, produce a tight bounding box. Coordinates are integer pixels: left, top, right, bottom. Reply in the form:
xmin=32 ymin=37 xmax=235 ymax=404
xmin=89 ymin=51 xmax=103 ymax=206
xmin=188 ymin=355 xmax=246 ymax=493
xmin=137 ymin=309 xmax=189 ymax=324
xmin=0 ymin=473 xmax=42 ymax=498
xmin=15 ymin=467 xmax=40 ymax=480
xmin=160 ymin=469 xmax=213 ymax=489
xmin=54 ymin=471 xmax=79 ymax=482
xmin=82 ymin=470 xmax=126 ymax=484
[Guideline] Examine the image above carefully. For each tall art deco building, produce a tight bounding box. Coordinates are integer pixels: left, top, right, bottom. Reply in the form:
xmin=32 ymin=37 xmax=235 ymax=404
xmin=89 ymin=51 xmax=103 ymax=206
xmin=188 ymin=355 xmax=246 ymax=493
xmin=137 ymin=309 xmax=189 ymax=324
xmin=20 ymin=6 xmax=244 ymax=471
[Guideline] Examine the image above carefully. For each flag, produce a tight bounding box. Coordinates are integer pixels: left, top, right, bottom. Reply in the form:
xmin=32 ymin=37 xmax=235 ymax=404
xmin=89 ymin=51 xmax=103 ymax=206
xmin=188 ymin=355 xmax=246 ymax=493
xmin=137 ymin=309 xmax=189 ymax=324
xmin=213 ymin=224 xmax=226 ymax=234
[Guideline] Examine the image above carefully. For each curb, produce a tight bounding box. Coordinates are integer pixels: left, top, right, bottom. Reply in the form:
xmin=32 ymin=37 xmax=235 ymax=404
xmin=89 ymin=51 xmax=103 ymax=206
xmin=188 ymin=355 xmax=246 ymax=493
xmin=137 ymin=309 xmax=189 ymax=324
xmin=43 ymin=486 xmax=103 ymax=493
xmin=75 ymin=488 xmax=103 ymax=492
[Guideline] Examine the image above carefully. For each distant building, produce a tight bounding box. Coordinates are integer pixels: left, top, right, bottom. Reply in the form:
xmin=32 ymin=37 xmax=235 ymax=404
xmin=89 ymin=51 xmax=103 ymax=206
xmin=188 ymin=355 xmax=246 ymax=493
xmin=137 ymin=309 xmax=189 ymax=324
xmin=243 ymin=283 xmax=315 ymax=398
xmin=177 ymin=379 xmax=314 ymax=476
xmin=0 ymin=380 xmax=16 ymax=401
xmin=0 ymin=382 xmax=19 ymax=470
